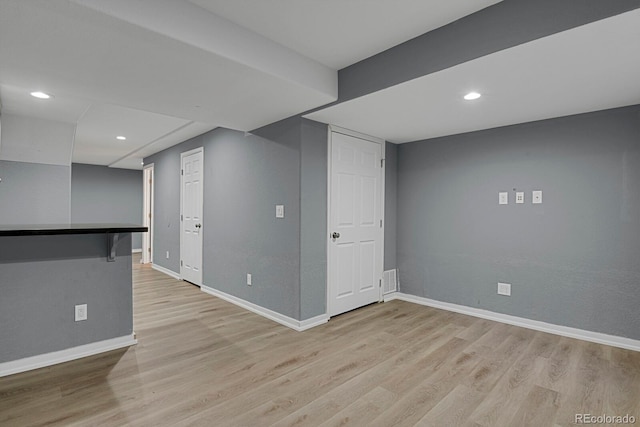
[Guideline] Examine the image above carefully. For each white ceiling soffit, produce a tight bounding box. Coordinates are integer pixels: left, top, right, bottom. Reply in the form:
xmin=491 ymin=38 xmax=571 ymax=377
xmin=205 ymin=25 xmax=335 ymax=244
xmin=109 ymin=122 xmax=217 ymax=170
xmin=0 ymin=0 xmax=337 ymax=133
xmin=306 ymin=9 xmax=640 ymax=143
xmin=72 ymin=0 xmax=336 ymax=97
xmin=72 ymin=104 xmax=215 ymax=169
xmin=189 ymin=0 xmax=503 ymax=69
xmin=0 ymin=113 xmax=76 ymax=166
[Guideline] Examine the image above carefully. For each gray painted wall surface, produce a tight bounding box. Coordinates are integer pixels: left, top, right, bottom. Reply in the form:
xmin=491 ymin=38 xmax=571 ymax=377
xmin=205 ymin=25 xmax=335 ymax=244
xmin=0 ymin=233 xmax=132 ymax=362
xmin=0 ymin=160 xmax=70 ymax=224
xmin=396 ymin=106 xmax=640 ymax=340
xmin=384 ymin=142 xmax=398 ymax=271
xmin=146 ymin=126 xmax=303 ymax=319
xmin=338 ymin=0 xmax=640 ymax=103
xmin=299 ymin=120 xmax=328 ymax=319
xmin=71 ymin=164 xmax=143 ymax=250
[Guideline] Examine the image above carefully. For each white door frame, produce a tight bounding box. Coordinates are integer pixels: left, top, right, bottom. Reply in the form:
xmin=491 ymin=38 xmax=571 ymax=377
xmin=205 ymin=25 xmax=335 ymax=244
xmin=326 ymin=125 xmax=386 ymax=317
xmin=142 ymin=163 xmax=154 ymax=264
xmin=180 ymin=147 xmax=204 ymax=285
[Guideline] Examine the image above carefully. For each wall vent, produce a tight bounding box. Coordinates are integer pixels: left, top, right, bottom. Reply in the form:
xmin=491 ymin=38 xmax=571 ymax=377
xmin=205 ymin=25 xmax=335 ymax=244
xmin=383 ymin=269 xmax=398 ymax=294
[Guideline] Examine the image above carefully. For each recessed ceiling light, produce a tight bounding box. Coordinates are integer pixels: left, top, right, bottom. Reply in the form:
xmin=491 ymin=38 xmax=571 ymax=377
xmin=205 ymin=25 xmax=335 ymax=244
xmin=30 ymin=91 xmax=51 ymax=99
xmin=464 ymin=92 xmax=482 ymax=101
xmin=116 ymin=136 xmax=127 ymax=141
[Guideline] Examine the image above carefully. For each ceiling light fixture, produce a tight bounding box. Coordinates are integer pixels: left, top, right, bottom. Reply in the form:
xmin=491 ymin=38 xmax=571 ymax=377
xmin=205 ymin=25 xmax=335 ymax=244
xmin=464 ymin=91 xmax=481 ymax=101
xmin=116 ymin=136 xmax=127 ymax=140
xmin=30 ymin=91 xmax=51 ymax=99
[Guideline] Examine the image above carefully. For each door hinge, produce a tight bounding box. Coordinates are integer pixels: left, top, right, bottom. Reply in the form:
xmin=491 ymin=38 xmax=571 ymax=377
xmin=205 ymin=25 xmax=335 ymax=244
xmin=379 ymin=279 xmax=382 ymax=288
xmin=149 ymin=179 xmax=152 ymax=184
xmin=148 ymin=213 xmax=152 ymax=218
xmin=181 ymin=169 xmax=184 ymax=176
xmin=181 ymin=260 xmax=183 ymax=266
xmin=380 ymin=219 xmax=382 ymax=228
xmin=181 ymin=214 xmax=183 ymax=221
xmin=381 ymin=158 xmax=385 ymax=168
xmin=148 ymin=247 xmax=151 ymax=253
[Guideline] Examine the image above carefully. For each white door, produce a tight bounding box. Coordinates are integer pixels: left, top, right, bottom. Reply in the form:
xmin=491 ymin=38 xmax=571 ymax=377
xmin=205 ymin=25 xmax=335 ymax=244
xmin=142 ymin=164 xmax=154 ymax=264
xmin=180 ymin=148 xmax=204 ymax=285
xmin=328 ymin=130 xmax=384 ymax=316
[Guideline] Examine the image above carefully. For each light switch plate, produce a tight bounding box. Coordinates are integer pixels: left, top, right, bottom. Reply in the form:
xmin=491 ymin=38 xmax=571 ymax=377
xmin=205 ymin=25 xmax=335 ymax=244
xmin=515 ymin=192 xmax=524 ymax=204
xmin=275 ymin=205 xmax=284 ymax=218
xmin=532 ymin=190 xmax=542 ymax=204
xmin=499 ymin=192 xmax=508 ymax=205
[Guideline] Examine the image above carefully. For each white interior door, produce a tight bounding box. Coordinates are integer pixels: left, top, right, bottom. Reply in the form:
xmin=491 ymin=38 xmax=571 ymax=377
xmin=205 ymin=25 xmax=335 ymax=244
xmin=181 ymin=148 xmax=204 ymax=285
xmin=328 ymin=130 xmax=384 ymax=317
xmin=142 ymin=164 xmax=154 ymax=264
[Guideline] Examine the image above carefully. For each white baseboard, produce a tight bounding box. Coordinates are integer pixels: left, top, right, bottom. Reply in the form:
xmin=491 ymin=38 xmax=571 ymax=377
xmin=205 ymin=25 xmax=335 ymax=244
xmin=385 ymin=292 xmax=640 ymax=352
xmin=201 ymin=285 xmax=328 ymax=332
xmin=152 ymin=263 xmax=181 ymax=280
xmin=0 ymin=334 xmax=137 ymax=378
xmin=132 ymin=248 xmax=142 ymax=254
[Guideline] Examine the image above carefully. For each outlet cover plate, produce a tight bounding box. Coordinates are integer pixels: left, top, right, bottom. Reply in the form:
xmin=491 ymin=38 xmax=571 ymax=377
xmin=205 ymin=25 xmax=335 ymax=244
xmin=516 ymin=192 xmax=524 ymax=204
xmin=75 ymin=304 xmax=87 ymax=321
xmin=532 ymin=190 xmax=543 ymax=204
xmin=275 ymin=205 xmax=284 ymax=218
xmin=247 ymin=273 xmax=252 ymax=286
xmin=497 ymin=282 xmax=511 ymax=296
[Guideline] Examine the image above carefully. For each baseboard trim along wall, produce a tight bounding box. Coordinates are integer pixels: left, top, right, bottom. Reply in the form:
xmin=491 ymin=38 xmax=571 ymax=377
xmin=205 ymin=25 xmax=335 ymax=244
xmin=384 ymin=292 xmax=640 ymax=352
xmin=201 ymin=285 xmax=329 ymax=332
xmin=0 ymin=334 xmax=137 ymax=378
xmin=151 ymin=263 xmax=181 ymax=280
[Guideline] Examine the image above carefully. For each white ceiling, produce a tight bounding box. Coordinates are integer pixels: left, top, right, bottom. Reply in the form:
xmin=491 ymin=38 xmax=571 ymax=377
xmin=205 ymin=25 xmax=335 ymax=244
xmin=306 ymin=9 xmax=640 ymax=143
xmin=188 ymin=0 xmax=501 ymax=69
xmin=1 ymin=1 xmax=638 ymax=170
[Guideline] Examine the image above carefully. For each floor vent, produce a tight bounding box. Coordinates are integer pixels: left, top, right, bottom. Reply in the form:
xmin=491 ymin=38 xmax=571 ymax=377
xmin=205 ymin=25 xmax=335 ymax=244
xmin=383 ymin=269 xmax=398 ymax=294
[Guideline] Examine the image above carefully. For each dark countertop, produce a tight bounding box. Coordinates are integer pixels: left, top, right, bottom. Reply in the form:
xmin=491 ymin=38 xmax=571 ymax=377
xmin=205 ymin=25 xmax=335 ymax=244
xmin=0 ymin=223 xmax=148 ymax=236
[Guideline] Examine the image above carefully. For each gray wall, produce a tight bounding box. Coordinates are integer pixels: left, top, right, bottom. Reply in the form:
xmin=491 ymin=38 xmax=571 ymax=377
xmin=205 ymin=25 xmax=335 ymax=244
xmin=71 ymin=163 xmax=143 ymax=250
xmin=384 ymin=142 xmax=398 ymax=271
xmin=0 ymin=160 xmax=70 ymax=224
xmin=145 ymin=119 xmax=328 ymax=321
xmin=0 ymin=233 xmax=132 ymax=362
xmin=396 ymin=105 xmax=640 ymax=340
xmin=299 ymin=120 xmax=328 ymax=319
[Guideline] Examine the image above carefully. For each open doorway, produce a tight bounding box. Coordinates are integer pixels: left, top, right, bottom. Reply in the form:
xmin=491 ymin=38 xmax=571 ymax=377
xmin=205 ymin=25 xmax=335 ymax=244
xmin=142 ymin=164 xmax=154 ymax=264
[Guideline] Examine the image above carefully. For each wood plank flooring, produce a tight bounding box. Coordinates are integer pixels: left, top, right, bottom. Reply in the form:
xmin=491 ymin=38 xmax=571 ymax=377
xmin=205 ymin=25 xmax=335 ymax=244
xmin=1 ymin=258 xmax=639 ymax=426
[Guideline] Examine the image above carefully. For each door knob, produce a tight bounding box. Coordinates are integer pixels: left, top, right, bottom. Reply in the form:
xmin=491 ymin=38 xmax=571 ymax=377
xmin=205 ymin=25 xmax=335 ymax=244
xmin=332 ymin=232 xmax=340 ymax=239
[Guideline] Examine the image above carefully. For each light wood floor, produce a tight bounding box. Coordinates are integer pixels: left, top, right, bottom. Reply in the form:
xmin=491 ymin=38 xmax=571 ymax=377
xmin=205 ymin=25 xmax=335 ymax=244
xmin=2 ymin=259 xmax=639 ymax=426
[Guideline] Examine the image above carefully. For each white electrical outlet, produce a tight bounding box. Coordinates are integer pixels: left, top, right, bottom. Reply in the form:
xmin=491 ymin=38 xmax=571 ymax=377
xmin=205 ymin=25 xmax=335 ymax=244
xmin=499 ymin=192 xmax=508 ymax=205
xmin=75 ymin=304 xmax=87 ymax=321
xmin=532 ymin=190 xmax=543 ymax=204
xmin=515 ymin=192 xmax=524 ymax=204
xmin=497 ymin=282 xmax=511 ymax=296
xmin=276 ymin=205 xmax=285 ymax=218
xmin=166 ymin=251 xmax=170 ymax=259
xmin=247 ymin=273 xmax=252 ymax=286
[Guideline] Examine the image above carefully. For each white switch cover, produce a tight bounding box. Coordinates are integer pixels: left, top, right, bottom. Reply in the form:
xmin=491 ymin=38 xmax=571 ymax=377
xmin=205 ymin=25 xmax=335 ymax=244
xmin=499 ymin=192 xmax=508 ymax=205
xmin=497 ymin=282 xmax=511 ymax=296
xmin=275 ymin=205 xmax=285 ymax=218
xmin=515 ymin=192 xmax=524 ymax=204
xmin=75 ymin=304 xmax=87 ymax=321
xmin=247 ymin=273 xmax=252 ymax=286
xmin=532 ymin=190 xmax=543 ymax=204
